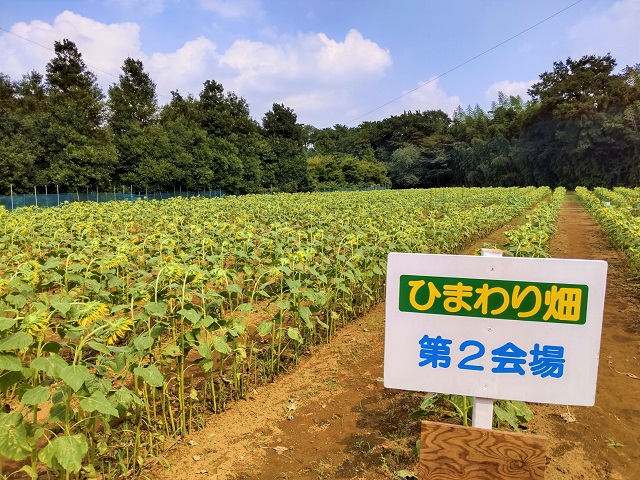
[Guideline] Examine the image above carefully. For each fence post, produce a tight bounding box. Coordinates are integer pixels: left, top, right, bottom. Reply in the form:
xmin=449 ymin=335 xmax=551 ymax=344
xmin=34 ymin=186 xmax=38 ymax=208
xmin=56 ymin=185 xmax=60 ymax=207
xmin=45 ymin=185 xmax=48 ymax=207
xmin=10 ymin=184 xmax=13 ymax=211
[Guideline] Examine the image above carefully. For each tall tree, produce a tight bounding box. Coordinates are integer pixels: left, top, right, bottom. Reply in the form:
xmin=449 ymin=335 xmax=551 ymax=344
xmin=522 ymin=54 xmax=639 ymax=187
xmin=261 ymin=103 xmax=309 ymax=192
xmin=108 ymin=58 xmax=158 ymax=133
xmin=43 ymin=39 xmax=116 ymax=189
xmin=198 ymin=80 xmax=263 ymax=192
xmin=108 ymin=58 xmax=162 ymax=186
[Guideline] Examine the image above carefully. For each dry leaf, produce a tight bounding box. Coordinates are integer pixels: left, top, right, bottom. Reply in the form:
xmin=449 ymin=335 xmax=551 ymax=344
xmin=273 ymin=446 xmax=288 ymax=455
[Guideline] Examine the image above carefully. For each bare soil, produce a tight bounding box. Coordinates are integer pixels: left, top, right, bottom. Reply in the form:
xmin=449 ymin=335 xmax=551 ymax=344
xmin=149 ymin=193 xmax=639 ymax=480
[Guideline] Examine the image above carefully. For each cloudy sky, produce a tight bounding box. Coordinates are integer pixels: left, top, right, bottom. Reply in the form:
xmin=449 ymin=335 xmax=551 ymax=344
xmin=1 ymin=0 xmax=638 ymax=128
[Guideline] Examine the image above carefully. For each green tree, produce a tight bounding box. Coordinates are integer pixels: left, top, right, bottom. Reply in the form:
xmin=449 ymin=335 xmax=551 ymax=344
xmin=388 ymin=145 xmax=423 ymax=188
xmin=43 ymin=39 xmax=116 ymax=190
xmin=198 ymin=80 xmax=263 ymax=192
xmin=108 ymin=58 xmax=161 ymax=187
xmin=261 ymin=103 xmax=309 ymax=192
xmin=520 ymin=55 xmax=640 ymax=187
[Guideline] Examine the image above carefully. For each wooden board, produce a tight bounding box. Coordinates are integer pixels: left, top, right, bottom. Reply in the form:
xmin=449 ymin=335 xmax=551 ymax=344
xmin=419 ymin=421 xmax=547 ymax=480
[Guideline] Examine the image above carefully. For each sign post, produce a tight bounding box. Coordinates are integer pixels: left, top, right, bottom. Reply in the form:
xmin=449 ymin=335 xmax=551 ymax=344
xmin=384 ymin=252 xmax=608 ymax=478
xmin=473 ymin=248 xmax=503 ymax=430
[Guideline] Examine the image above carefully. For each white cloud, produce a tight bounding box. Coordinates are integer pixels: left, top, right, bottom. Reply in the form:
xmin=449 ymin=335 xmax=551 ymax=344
xmin=0 ymin=11 xmax=391 ymax=126
xmin=484 ymin=80 xmax=535 ymax=102
xmin=198 ymin=0 xmax=263 ymax=18
xmin=216 ymin=30 xmax=391 ymax=122
xmin=148 ymin=37 xmax=218 ymax=96
xmin=219 ymin=39 xmax=301 ymax=83
xmin=0 ymin=11 xmax=142 ymax=85
xmin=220 ymin=30 xmax=391 ymax=85
xmin=316 ymin=29 xmax=392 ymax=79
xmin=568 ymin=0 xmax=640 ymax=68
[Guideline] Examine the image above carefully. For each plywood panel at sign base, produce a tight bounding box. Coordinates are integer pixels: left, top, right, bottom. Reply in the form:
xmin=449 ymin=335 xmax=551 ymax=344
xmin=419 ymin=421 xmax=547 ymax=480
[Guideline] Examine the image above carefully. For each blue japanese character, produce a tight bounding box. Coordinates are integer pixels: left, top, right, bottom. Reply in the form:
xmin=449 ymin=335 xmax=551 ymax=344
xmin=491 ymin=342 xmax=527 ymax=375
xmin=418 ymin=335 xmax=453 ymax=368
xmin=529 ymin=344 xmax=565 ymax=378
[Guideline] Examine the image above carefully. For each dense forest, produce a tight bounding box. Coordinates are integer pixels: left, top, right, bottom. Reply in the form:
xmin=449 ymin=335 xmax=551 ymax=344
xmin=1 ymin=39 xmax=639 ymax=196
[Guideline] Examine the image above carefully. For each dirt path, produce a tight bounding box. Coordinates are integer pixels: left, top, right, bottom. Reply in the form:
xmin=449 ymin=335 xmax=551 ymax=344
xmin=527 ymin=193 xmax=640 ymax=480
xmin=150 ymin=194 xmax=640 ymax=480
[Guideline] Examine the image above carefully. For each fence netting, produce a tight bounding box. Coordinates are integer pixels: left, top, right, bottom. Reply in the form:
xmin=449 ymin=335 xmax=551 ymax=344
xmin=0 ymin=189 xmax=226 ymax=211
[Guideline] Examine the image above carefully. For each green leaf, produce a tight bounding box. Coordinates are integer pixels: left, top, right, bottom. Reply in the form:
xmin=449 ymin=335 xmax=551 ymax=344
xmin=197 ymin=342 xmax=212 ymax=360
xmin=144 ymin=301 xmax=167 ymax=317
xmin=275 ymin=299 xmax=290 ymax=310
xmin=257 ymin=320 xmax=273 ymax=337
xmin=79 ymin=391 xmax=119 ymax=417
xmin=0 ymin=412 xmax=31 ymax=460
xmin=133 ymin=334 xmax=154 ymax=351
xmin=47 ymin=403 xmax=67 ymax=424
xmin=0 ymin=317 xmax=18 ymax=331
xmin=51 ymin=434 xmax=88 ymax=473
xmin=286 ymin=278 xmax=301 ymax=294
xmin=0 ymin=353 xmax=24 ymax=371
xmin=213 ymin=336 xmax=232 ymax=355
xmin=0 ymin=331 xmax=33 ymax=351
xmin=6 ymin=294 xmax=27 ymax=309
xmin=178 ymin=308 xmax=201 ymax=324
xmin=237 ymin=302 xmax=253 ymax=313
xmin=41 ymin=341 xmax=64 ymax=353
xmin=163 ymin=344 xmax=182 ymax=357
xmin=84 ymin=375 xmax=112 ymax=395
xmin=508 ymin=400 xmax=534 ymax=423
xmin=287 ymin=327 xmax=303 ymax=344
xmin=298 ymin=306 xmax=313 ymax=329
xmin=31 ymin=354 xmax=68 ymax=378
xmin=133 ymin=365 xmax=164 ymax=387
xmin=38 ymin=442 xmax=62 ymax=471
xmin=0 ymin=370 xmax=25 ymax=394
xmin=59 ymin=364 xmax=91 ymax=392
xmin=226 ymin=283 xmax=242 ymax=294
xmin=493 ymin=404 xmax=520 ymax=432
xmin=87 ymin=340 xmax=111 ymax=355
xmin=20 ymin=386 xmax=50 ymax=406
xmin=50 ymin=298 xmax=72 ymax=315
xmin=113 ymin=386 xmax=142 ymax=409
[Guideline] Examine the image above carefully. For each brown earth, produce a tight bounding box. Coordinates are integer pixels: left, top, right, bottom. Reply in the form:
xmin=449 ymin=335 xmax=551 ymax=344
xmin=149 ymin=193 xmax=640 ymax=480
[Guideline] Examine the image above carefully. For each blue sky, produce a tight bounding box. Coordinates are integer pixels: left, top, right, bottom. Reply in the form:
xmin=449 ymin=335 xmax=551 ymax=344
xmin=0 ymin=0 xmax=638 ymax=128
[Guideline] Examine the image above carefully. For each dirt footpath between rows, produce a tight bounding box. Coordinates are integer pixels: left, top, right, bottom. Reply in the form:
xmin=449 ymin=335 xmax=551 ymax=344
xmin=526 ymin=193 xmax=640 ymax=480
xmin=151 ymin=193 xmax=639 ymax=480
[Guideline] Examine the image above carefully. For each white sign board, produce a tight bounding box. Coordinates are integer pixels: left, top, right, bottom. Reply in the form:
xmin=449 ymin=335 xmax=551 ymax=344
xmin=384 ymin=253 xmax=608 ymax=406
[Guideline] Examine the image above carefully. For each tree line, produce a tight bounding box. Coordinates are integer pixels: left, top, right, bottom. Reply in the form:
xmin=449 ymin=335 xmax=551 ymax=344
xmin=1 ymin=39 xmax=639 ymax=196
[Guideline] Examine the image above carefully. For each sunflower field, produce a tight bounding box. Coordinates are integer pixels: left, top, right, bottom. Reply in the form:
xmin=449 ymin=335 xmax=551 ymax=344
xmin=0 ymin=187 xmax=552 ymax=478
